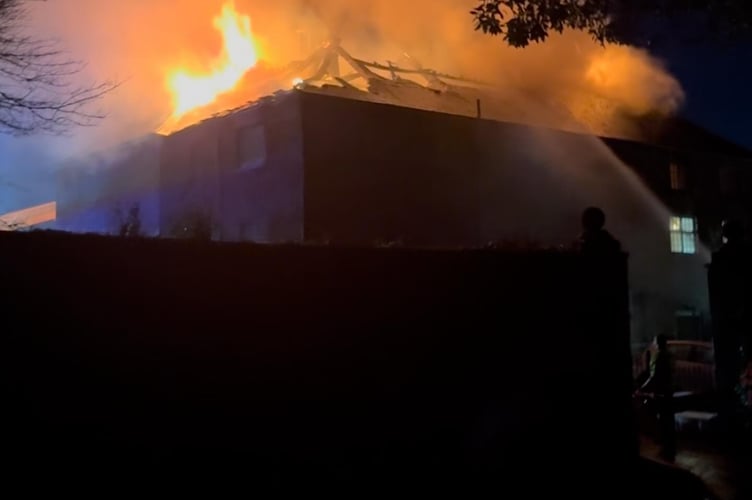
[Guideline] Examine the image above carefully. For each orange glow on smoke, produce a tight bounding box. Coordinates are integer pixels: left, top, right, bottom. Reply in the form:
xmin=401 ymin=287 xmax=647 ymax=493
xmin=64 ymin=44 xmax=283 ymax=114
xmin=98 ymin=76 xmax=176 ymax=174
xmin=586 ymin=57 xmax=614 ymax=88
xmin=586 ymin=49 xmax=633 ymax=91
xmin=165 ymin=1 xmax=260 ymax=120
xmin=583 ymin=45 xmax=683 ymax=117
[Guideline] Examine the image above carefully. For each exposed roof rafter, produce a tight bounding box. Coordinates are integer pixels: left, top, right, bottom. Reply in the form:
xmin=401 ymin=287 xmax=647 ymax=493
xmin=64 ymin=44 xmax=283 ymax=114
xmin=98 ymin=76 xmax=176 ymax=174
xmin=293 ymin=39 xmax=493 ymax=94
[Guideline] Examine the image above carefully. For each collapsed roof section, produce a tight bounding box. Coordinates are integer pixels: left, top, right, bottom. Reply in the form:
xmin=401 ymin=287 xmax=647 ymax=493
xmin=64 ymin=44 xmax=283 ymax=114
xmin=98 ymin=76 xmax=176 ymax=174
xmin=289 ymin=38 xmax=491 ymax=92
xmin=171 ymin=39 xmax=750 ymax=160
xmin=185 ymin=39 xmax=593 ymax=138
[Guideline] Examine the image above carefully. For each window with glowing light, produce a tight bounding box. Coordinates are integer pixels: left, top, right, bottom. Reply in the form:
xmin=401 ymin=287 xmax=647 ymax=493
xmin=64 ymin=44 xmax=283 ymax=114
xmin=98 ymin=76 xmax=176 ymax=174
xmin=237 ymin=125 xmax=266 ymax=170
xmin=670 ymin=216 xmax=697 ymax=255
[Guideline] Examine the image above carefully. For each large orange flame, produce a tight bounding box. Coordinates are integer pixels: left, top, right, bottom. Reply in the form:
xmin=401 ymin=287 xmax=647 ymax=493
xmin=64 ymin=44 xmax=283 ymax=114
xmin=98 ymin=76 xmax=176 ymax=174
xmin=166 ymin=1 xmax=260 ymax=121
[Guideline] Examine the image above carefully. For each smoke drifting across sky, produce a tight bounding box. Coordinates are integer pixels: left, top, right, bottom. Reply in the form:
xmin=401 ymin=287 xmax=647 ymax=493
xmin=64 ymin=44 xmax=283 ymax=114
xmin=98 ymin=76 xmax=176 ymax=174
xmin=25 ymin=0 xmax=684 ymax=150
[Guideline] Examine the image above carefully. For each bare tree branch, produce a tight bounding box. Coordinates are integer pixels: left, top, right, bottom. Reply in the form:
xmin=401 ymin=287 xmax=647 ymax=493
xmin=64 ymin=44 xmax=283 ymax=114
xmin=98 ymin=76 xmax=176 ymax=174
xmin=0 ymin=0 xmax=116 ymax=135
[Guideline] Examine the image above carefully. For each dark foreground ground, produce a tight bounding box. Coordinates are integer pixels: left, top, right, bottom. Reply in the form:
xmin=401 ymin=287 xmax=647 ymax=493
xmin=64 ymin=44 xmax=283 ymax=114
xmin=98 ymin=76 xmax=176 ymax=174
xmin=0 ymin=231 xmax=738 ymax=496
xmin=641 ymin=431 xmax=752 ymax=500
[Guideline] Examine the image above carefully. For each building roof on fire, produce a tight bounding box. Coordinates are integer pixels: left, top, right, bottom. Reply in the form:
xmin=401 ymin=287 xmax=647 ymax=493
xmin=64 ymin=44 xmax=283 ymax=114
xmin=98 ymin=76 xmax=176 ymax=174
xmin=180 ymin=40 xmax=752 ymax=163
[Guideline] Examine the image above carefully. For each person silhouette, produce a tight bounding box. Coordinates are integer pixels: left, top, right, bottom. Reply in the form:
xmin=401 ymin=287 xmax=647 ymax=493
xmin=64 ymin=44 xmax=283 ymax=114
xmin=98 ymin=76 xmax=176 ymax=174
xmin=715 ymin=219 xmax=745 ymax=260
xmin=577 ymin=207 xmax=621 ymax=255
xmin=712 ymin=218 xmax=752 ymax=419
xmin=640 ymin=334 xmax=676 ymax=462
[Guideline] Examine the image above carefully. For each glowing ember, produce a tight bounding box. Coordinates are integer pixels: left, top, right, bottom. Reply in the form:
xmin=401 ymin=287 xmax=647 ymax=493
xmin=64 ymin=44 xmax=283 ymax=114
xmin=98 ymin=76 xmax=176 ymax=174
xmin=166 ymin=1 xmax=259 ymax=119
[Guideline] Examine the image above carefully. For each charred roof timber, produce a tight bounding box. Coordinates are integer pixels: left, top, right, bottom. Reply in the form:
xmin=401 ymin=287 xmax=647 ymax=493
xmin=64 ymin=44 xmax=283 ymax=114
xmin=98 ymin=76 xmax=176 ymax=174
xmin=288 ymin=39 xmax=493 ymax=93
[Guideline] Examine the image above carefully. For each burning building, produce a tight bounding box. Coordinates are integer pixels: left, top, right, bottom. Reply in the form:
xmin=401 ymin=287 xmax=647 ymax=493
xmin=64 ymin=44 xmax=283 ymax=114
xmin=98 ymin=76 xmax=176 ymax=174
xmin=155 ymin=83 xmax=752 ymax=345
xmin=53 ymin=4 xmax=752 ymax=348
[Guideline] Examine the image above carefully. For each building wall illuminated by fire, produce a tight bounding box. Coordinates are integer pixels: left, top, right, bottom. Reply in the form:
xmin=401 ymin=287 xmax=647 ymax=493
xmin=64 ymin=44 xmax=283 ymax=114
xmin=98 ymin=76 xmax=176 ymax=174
xmin=55 ymin=88 xmax=752 ymax=348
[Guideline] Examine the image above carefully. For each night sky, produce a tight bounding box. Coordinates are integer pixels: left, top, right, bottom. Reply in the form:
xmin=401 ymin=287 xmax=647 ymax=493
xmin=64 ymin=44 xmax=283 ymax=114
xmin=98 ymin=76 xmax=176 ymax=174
xmin=654 ymin=40 xmax=752 ymax=150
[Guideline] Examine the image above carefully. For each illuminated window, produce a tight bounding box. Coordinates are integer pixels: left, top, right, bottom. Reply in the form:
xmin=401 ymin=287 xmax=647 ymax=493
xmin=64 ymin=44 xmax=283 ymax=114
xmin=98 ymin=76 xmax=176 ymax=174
xmin=670 ymin=162 xmax=686 ymax=190
xmin=670 ymin=216 xmax=697 ymax=254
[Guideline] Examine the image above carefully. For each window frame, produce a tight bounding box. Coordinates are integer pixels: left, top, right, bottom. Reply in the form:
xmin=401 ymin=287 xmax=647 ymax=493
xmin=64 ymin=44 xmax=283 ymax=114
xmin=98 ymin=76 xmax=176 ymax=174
xmin=669 ymin=162 xmax=687 ymax=191
xmin=669 ymin=216 xmax=697 ymax=255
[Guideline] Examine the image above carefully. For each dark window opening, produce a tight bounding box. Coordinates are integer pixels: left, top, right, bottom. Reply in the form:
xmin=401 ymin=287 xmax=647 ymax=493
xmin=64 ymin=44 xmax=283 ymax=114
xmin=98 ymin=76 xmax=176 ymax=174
xmin=237 ymin=125 xmax=266 ymax=170
xmin=719 ymin=166 xmax=739 ymax=195
xmin=675 ymin=309 xmax=701 ymax=341
xmin=669 ymin=162 xmax=686 ymax=191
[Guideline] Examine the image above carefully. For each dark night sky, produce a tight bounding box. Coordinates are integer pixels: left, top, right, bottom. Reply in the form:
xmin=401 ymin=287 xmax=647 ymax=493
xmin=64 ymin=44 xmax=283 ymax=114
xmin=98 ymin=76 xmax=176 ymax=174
xmin=642 ymin=12 xmax=752 ymax=150
xmin=659 ymin=42 xmax=752 ymax=150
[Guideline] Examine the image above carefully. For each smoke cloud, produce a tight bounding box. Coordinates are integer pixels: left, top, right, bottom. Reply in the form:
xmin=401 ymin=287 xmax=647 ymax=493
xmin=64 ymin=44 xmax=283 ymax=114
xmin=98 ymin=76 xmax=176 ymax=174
xmin=24 ymin=0 xmax=684 ymax=150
